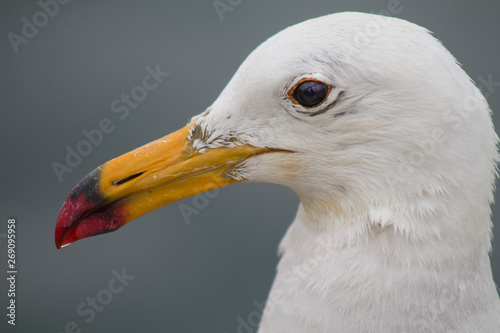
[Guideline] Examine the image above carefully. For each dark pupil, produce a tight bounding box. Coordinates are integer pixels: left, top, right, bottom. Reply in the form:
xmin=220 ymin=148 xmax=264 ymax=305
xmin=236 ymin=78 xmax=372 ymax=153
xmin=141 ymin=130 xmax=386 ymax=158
xmin=293 ymin=81 xmax=327 ymax=107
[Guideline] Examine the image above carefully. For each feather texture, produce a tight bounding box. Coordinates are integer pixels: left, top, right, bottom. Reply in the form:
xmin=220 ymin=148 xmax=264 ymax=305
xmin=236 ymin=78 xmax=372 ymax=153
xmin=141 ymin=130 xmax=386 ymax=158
xmin=191 ymin=12 xmax=500 ymax=332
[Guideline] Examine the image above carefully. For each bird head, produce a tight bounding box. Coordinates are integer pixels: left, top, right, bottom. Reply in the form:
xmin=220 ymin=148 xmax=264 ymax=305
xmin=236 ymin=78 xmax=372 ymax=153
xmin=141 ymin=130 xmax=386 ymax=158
xmin=55 ymin=12 xmax=498 ymax=249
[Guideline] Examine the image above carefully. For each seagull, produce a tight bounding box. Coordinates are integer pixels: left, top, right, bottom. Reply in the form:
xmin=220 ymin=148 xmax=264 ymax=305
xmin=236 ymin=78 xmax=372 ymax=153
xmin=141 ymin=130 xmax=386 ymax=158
xmin=55 ymin=12 xmax=500 ymax=332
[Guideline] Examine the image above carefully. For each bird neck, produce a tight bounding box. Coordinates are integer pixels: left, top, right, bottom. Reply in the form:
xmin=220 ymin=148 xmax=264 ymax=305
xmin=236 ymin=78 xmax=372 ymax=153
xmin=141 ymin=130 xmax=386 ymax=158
xmin=259 ymin=200 xmax=500 ymax=332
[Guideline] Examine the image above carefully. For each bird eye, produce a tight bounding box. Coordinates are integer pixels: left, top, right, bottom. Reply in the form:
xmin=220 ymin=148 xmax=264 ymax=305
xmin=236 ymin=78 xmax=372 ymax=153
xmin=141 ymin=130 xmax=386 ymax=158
xmin=290 ymin=79 xmax=330 ymax=107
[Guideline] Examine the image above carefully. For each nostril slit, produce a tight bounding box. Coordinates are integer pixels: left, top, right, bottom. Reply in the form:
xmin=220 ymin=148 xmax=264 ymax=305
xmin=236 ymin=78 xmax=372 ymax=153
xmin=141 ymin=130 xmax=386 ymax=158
xmin=112 ymin=171 xmax=145 ymax=186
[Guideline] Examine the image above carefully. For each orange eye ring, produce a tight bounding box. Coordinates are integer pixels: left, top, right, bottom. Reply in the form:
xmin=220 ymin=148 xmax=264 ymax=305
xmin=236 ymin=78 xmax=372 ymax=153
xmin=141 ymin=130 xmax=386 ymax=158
xmin=288 ymin=78 xmax=332 ymax=108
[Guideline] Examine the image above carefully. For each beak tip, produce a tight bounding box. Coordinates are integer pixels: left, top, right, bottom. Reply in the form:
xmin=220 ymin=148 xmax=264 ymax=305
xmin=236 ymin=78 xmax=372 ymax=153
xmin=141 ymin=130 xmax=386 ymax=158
xmin=55 ymin=240 xmax=64 ymax=250
xmin=54 ymin=224 xmax=71 ymax=249
xmin=54 ymin=167 xmax=127 ymax=248
xmin=54 ymin=211 xmax=76 ymax=249
xmin=55 ymin=238 xmax=73 ymax=249
xmin=55 ymin=234 xmax=62 ymax=249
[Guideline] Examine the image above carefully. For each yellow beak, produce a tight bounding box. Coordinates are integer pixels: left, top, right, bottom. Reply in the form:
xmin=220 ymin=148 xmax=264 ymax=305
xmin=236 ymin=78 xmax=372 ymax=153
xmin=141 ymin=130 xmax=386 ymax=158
xmin=55 ymin=122 xmax=283 ymax=249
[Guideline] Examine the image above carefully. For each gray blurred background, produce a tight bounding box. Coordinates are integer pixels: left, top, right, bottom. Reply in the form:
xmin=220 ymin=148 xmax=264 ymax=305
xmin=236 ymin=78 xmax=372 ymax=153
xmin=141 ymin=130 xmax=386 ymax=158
xmin=1 ymin=0 xmax=499 ymax=332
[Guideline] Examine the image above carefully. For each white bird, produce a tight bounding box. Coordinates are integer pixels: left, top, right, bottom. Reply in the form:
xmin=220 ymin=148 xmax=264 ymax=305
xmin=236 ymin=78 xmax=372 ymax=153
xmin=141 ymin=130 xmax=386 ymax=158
xmin=56 ymin=12 xmax=500 ymax=332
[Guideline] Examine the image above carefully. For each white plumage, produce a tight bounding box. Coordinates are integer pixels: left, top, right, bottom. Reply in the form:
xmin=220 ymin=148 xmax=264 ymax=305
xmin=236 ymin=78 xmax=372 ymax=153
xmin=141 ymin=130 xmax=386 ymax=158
xmin=192 ymin=12 xmax=500 ymax=332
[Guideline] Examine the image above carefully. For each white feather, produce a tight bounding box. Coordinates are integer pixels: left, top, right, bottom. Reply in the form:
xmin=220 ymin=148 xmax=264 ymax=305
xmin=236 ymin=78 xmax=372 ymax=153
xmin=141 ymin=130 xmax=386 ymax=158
xmin=192 ymin=12 xmax=500 ymax=332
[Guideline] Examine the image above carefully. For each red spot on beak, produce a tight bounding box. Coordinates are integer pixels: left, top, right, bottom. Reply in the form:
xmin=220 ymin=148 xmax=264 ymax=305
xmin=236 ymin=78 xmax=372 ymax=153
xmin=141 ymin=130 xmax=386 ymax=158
xmin=55 ymin=168 xmax=127 ymax=249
